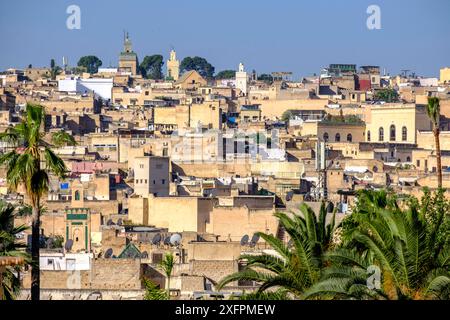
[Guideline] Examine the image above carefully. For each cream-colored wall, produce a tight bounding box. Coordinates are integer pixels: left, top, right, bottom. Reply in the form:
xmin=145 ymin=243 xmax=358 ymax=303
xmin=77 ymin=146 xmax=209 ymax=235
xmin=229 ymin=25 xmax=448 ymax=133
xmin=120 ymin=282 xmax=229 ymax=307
xmin=365 ymin=104 xmax=431 ymax=144
xmin=206 ymin=206 xmax=277 ymax=242
xmin=440 ymin=67 xmax=450 ymax=84
xmin=416 ymin=131 xmax=450 ymax=151
xmin=250 ymin=99 xmax=328 ymax=120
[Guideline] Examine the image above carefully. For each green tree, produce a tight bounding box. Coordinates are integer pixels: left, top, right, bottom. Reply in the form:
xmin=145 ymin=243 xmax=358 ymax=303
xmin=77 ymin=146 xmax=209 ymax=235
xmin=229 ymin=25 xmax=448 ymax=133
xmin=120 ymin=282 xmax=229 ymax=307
xmin=49 ymin=59 xmax=62 ymax=80
xmin=217 ymin=202 xmax=337 ymax=299
xmin=426 ymin=97 xmax=442 ymax=188
xmin=51 ymin=130 xmax=76 ymax=148
xmin=77 ymin=55 xmax=102 ymax=74
xmin=281 ymin=110 xmax=293 ymax=122
xmin=158 ymin=252 xmax=175 ymax=299
xmin=0 ymin=103 xmax=72 ymax=300
xmin=215 ymin=70 xmax=235 ymax=80
xmin=257 ymin=74 xmax=274 ymax=84
xmin=140 ymin=55 xmax=164 ymax=80
xmin=180 ymin=56 xmax=215 ymax=79
xmin=305 ymin=190 xmax=450 ymax=300
xmin=373 ymin=88 xmax=399 ymax=102
xmin=0 ymin=201 xmax=30 ymax=300
xmin=143 ymin=278 xmax=168 ymax=300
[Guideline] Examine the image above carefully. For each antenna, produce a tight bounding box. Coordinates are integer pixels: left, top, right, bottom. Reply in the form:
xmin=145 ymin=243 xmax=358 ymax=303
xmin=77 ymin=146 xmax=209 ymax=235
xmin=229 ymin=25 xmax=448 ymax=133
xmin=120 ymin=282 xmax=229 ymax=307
xmin=151 ymin=233 xmax=161 ymax=245
xmin=104 ymin=248 xmax=113 ymax=258
xmin=117 ymin=218 xmax=123 ymax=226
xmin=65 ymin=239 xmax=73 ymax=251
xmin=170 ymin=233 xmax=182 ymax=246
xmin=250 ymin=234 xmax=260 ymax=247
xmin=240 ymin=234 xmax=249 ymax=246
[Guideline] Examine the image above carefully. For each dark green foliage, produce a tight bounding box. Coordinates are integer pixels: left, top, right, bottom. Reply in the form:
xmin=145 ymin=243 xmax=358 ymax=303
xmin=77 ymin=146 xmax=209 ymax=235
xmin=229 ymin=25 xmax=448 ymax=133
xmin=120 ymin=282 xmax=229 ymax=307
xmin=143 ymin=278 xmax=168 ymax=300
xmin=180 ymin=56 xmax=214 ymax=79
xmin=0 ymin=201 xmax=30 ymax=300
xmin=140 ymin=55 xmax=164 ymax=79
xmin=215 ymin=70 xmax=235 ymax=80
xmin=77 ymin=55 xmax=102 ymax=74
xmin=373 ymin=88 xmax=399 ymax=102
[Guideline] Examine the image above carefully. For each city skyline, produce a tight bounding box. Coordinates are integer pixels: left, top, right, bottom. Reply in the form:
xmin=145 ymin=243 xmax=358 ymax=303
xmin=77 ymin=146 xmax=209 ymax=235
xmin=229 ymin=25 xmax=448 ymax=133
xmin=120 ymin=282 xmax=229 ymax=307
xmin=0 ymin=0 xmax=449 ymax=78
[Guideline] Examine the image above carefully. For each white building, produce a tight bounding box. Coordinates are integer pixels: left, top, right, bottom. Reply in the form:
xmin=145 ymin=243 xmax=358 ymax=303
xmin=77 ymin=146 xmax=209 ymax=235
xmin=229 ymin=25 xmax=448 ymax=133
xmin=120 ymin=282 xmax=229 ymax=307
xmin=235 ymin=63 xmax=248 ymax=95
xmin=58 ymin=77 xmax=113 ymax=100
xmin=39 ymin=252 xmax=92 ymax=271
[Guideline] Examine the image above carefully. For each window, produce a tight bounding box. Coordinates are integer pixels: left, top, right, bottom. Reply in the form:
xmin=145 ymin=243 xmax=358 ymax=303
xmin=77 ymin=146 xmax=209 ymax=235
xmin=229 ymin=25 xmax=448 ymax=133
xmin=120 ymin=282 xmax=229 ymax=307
xmin=144 ymin=179 xmax=147 ymax=184
xmin=402 ymin=126 xmax=407 ymax=141
xmin=140 ymin=164 xmax=144 ymax=169
xmin=406 ymin=156 xmax=411 ymax=162
xmin=347 ymin=133 xmax=352 ymax=142
xmin=153 ymin=180 xmax=156 ymax=185
xmin=323 ymin=132 xmax=329 ymax=142
xmin=74 ymin=190 xmax=80 ymax=201
xmin=162 ymin=179 xmax=165 ymax=184
xmin=390 ymin=125 xmax=396 ymax=141
xmin=378 ymin=127 xmax=384 ymax=141
xmin=367 ymin=130 xmax=371 ymax=142
xmin=335 ymin=133 xmax=340 ymax=142
xmin=417 ymin=160 xmax=420 ymax=167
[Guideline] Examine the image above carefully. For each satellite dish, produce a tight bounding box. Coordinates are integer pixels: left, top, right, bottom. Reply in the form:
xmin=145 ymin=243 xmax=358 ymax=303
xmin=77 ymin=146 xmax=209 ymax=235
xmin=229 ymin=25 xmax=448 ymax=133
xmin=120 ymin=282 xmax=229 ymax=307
xmin=104 ymin=248 xmax=113 ymax=259
xmin=152 ymin=233 xmax=161 ymax=245
xmin=65 ymin=239 xmax=73 ymax=251
xmin=170 ymin=233 xmax=182 ymax=246
xmin=250 ymin=234 xmax=260 ymax=247
xmin=141 ymin=251 xmax=148 ymax=259
xmin=163 ymin=236 xmax=171 ymax=245
xmin=240 ymin=234 xmax=249 ymax=246
xmin=106 ymin=219 xmax=114 ymax=226
xmin=117 ymin=218 xmax=123 ymax=226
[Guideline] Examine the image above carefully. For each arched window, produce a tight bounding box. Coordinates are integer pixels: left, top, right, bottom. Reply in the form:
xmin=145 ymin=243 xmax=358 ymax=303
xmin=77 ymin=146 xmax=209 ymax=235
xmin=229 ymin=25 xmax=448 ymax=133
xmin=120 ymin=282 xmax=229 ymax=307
xmin=406 ymin=156 xmax=411 ymax=162
xmin=347 ymin=133 xmax=352 ymax=142
xmin=74 ymin=190 xmax=81 ymax=201
xmin=390 ymin=125 xmax=396 ymax=141
xmin=379 ymin=127 xmax=384 ymax=141
xmin=323 ymin=132 xmax=329 ymax=142
xmin=402 ymin=126 xmax=407 ymax=141
xmin=335 ymin=133 xmax=340 ymax=142
xmin=367 ymin=130 xmax=371 ymax=142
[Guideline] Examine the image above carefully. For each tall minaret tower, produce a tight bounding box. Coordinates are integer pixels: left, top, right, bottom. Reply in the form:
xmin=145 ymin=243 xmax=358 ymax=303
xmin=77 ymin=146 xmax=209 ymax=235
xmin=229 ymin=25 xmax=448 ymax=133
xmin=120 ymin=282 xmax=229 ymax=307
xmin=235 ymin=62 xmax=248 ymax=95
xmin=166 ymin=49 xmax=180 ymax=81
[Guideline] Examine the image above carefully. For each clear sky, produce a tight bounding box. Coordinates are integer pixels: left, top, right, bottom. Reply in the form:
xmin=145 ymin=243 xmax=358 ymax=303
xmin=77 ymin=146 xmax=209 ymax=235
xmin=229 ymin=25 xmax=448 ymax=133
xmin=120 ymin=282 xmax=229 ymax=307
xmin=0 ymin=0 xmax=449 ymax=79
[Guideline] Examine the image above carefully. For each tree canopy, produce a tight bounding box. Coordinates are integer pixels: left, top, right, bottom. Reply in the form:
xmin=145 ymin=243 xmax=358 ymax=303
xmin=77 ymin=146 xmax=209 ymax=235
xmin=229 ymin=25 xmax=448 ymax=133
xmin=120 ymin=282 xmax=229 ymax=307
xmin=180 ymin=56 xmax=215 ymax=79
xmin=215 ymin=70 xmax=236 ymax=80
xmin=77 ymin=55 xmax=102 ymax=74
xmin=373 ymin=88 xmax=399 ymax=102
xmin=140 ymin=55 xmax=164 ymax=80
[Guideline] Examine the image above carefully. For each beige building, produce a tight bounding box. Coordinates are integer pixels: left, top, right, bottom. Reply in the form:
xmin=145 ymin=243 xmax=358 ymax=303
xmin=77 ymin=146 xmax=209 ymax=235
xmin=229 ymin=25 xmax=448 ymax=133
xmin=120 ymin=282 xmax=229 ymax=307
xmin=133 ymin=156 xmax=170 ymax=197
xmin=166 ymin=50 xmax=180 ymax=80
xmin=364 ymin=103 xmax=431 ymax=144
xmin=174 ymin=70 xmax=207 ymax=90
xmin=118 ymin=33 xmax=139 ymax=76
xmin=440 ymin=67 xmax=450 ymax=84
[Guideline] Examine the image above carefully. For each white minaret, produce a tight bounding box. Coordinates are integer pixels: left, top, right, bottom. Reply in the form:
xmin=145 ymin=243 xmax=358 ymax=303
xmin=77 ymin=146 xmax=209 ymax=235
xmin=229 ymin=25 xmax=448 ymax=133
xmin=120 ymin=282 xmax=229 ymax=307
xmin=235 ymin=62 xmax=248 ymax=95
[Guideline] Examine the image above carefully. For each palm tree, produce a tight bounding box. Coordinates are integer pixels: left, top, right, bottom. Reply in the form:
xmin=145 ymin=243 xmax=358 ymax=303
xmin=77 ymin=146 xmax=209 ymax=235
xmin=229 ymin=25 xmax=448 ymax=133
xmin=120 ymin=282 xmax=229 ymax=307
xmin=305 ymin=190 xmax=449 ymax=300
xmin=217 ymin=202 xmax=337 ymax=299
xmin=159 ymin=252 xmax=175 ymax=299
xmin=426 ymin=97 xmax=442 ymax=188
xmin=0 ymin=201 xmax=30 ymax=300
xmin=0 ymin=103 xmax=74 ymax=300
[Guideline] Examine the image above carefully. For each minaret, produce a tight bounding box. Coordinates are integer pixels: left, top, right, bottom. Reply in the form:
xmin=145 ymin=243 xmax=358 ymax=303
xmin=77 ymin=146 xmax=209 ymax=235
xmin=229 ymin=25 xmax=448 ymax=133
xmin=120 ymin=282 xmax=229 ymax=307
xmin=119 ymin=31 xmax=138 ymax=76
xmin=235 ymin=62 xmax=248 ymax=95
xmin=166 ymin=49 xmax=180 ymax=81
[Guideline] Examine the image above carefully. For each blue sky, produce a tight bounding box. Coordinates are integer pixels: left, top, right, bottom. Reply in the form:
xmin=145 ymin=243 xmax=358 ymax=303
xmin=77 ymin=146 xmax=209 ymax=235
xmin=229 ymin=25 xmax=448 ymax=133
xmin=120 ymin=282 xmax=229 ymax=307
xmin=0 ymin=0 xmax=449 ymax=79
